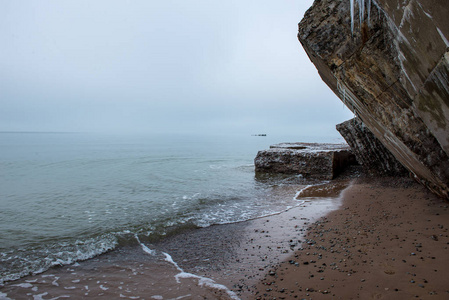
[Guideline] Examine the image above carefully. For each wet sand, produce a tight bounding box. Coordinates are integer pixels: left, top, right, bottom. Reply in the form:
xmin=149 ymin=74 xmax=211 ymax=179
xmin=254 ymin=176 xmax=449 ymax=299
xmin=155 ymin=181 xmax=348 ymax=298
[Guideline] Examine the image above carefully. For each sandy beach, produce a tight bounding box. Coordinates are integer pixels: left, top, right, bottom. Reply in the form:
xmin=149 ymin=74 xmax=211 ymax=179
xmin=2 ymin=173 xmax=448 ymax=299
xmin=254 ymin=176 xmax=449 ymax=299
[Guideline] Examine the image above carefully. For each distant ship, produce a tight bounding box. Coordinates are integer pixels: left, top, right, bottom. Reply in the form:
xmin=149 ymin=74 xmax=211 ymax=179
xmin=252 ymin=134 xmax=267 ymax=136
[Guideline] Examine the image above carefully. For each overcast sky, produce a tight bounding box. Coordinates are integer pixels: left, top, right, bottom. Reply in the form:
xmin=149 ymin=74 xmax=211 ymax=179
xmin=1 ymin=0 xmax=353 ymax=137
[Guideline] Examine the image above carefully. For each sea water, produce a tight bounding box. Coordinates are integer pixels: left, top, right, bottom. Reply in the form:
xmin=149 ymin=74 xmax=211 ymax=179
xmin=0 ymin=132 xmax=342 ymax=285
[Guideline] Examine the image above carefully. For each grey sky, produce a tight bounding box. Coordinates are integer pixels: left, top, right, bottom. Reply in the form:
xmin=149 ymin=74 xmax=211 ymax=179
xmin=1 ymin=0 xmax=353 ymax=137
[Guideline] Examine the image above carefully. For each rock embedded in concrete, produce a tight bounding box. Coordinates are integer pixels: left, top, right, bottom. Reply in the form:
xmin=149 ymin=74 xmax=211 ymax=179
xmin=298 ymin=0 xmax=449 ymax=198
xmin=254 ymin=143 xmax=356 ymax=180
xmin=337 ymin=117 xmax=408 ymax=176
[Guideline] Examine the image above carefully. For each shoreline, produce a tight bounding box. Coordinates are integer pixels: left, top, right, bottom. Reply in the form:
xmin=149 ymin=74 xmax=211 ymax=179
xmin=0 ymin=179 xmax=349 ymax=299
xmin=3 ymin=173 xmax=447 ymax=299
xmin=154 ymin=180 xmax=349 ymax=298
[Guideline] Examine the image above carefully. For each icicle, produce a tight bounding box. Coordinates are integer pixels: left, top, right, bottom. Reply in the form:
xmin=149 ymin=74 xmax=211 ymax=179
xmin=359 ymin=0 xmax=364 ymax=25
xmin=367 ymin=0 xmax=372 ymax=26
xmin=350 ymin=0 xmax=355 ymax=35
xmin=350 ymin=0 xmax=373 ymax=35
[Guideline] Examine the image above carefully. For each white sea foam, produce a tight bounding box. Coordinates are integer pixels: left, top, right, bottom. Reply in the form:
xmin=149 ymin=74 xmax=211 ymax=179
xmin=195 ymin=192 xmax=309 ymax=228
xmin=32 ymin=292 xmax=48 ymax=300
xmin=25 ymin=279 xmax=38 ymax=283
xmin=174 ymin=272 xmax=240 ymax=300
xmin=181 ymin=193 xmax=200 ymax=201
xmin=294 ymin=185 xmax=313 ymax=199
xmin=209 ymin=164 xmax=224 ymax=169
xmin=52 ymin=277 xmax=60 ymax=287
xmin=162 ymin=252 xmax=183 ymax=273
xmin=0 ymin=234 xmax=118 ymax=285
xmin=137 ymin=237 xmax=240 ymax=300
xmin=135 ymin=234 xmax=157 ymax=255
xmin=12 ymin=283 xmax=33 ymax=288
xmin=0 ymin=292 xmax=12 ymax=300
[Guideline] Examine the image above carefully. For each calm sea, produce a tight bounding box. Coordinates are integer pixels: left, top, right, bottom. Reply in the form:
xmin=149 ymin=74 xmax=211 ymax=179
xmin=0 ymin=132 xmax=342 ymax=284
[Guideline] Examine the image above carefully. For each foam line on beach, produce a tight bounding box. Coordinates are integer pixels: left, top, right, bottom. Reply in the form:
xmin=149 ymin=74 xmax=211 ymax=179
xmin=174 ymin=271 xmax=240 ymax=300
xmin=162 ymin=252 xmax=183 ymax=273
xmin=135 ymin=234 xmax=157 ymax=256
xmin=204 ymin=187 xmax=312 ymax=227
xmin=136 ymin=236 xmax=240 ymax=300
xmin=0 ymin=291 xmax=12 ymax=300
xmin=294 ymin=184 xmax=313 ymax=199
xmin=0 ymin=233 xmax=118 ymax=285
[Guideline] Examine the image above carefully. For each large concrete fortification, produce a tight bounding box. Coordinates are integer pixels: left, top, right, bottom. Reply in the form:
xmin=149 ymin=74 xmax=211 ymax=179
xmin=298 ymin=0 xmax=449 ymax=198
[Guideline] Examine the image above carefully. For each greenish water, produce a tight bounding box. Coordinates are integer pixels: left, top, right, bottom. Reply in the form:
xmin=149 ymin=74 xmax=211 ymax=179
xmin=0 ymin=132 xmax=342 ymax=284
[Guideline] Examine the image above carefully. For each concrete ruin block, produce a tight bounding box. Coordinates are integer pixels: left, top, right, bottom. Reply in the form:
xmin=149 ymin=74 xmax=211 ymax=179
xmin=254 ymin=143 xmax=357 ymax=180
xmin=298 ymin=0 xmax=449 ymax=198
